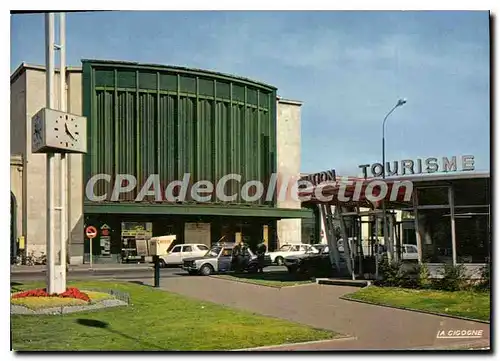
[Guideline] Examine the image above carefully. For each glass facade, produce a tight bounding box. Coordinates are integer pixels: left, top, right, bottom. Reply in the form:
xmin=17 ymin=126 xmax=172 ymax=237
xmin=301 ymin=205 xmax=320 ymax=244
xmin=302 ymin=175 xmax=490 ymax=266
xmin=414 ymin=177 xmax=490 ymax=264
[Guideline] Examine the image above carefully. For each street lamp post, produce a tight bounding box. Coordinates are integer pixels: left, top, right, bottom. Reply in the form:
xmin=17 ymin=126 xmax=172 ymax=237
xmin=381 ymin=98 xmax=407 ymax=265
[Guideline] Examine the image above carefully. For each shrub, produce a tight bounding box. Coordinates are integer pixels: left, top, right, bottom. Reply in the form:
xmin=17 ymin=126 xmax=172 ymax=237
xmin=434 ymin=263 xmax=469 ymax=291
xmin=475 ymin=264 xmax=490 ymax=291
xmin=417 ymin=263 xmax=432 ymax=289
xmin=397 ymin=263 xmax=431 ymax=289
xmin=376 ymin=258 xmax=403 ymax=287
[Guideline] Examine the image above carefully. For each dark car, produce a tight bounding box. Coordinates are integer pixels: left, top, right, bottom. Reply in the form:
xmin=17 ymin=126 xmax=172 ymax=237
xmin=284 ymin=244 xmax=331 ymax=276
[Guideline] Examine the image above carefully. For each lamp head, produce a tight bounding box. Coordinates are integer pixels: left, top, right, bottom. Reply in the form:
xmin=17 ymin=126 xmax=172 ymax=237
xmin=396 ymin=98 xmax=407 ymax=107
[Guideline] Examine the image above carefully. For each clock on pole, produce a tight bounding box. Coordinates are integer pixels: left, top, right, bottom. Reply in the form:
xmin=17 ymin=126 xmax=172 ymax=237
xmin=31 ymin=107 xmax=87 ymax=154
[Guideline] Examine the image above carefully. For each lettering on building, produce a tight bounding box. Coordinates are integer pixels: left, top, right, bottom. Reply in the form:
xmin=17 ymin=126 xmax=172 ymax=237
xmin=301 ymin=169 xmax=337 ymax=186
xmin=358 ymin=155 xmax=475 ymax=178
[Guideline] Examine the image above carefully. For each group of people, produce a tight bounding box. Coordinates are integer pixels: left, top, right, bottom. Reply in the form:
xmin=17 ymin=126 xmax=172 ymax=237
xmin=230 ymin=241 xmax=267 ymax=273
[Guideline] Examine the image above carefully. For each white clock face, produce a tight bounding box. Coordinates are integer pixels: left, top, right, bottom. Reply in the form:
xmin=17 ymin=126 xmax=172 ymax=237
xmin=59 ymin=115 xmax=80 ymax=149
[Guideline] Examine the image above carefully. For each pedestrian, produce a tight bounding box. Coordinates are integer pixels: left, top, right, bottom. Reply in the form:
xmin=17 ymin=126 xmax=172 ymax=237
xmin=231 ymin=243 xmax=242 ymax=272
xmin=256 ymin=241 xmax=267 ymax=273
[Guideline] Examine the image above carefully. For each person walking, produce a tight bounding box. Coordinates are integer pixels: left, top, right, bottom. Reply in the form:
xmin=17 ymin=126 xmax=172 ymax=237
xmin=256 ymin=241 xmax=267 ymax=273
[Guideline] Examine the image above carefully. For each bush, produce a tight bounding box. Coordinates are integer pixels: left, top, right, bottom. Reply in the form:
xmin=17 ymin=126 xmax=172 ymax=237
xmin=376 ymin=258 xmax=403 ymax=287
xmin=475 ymin=264 xmax=490 ymax=291
xmin=376 ymin=259 xmax=480 ymax=293
xmin=417 ymin=263 xmax=432 ymax=289
xmin=434 ymin=263 xmax=469 ymax=291
xmin=398 ymin=263 xmax=431 ymax=289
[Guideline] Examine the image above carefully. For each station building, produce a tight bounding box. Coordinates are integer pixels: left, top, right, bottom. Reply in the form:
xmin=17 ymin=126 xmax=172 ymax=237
xmin=300 ymin=170 xmax=491 ymax=277
xmin=10 ymin=60 xmax=311 ymax=264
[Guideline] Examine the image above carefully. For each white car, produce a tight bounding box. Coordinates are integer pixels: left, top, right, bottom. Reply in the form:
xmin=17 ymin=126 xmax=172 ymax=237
xmin=401 ymin=244 xmax=419 ymax=261
xmin=159 ymin=243 xmax=210 ymax=267
xmin=266 ymin=244 xmax=317 ymax=265
xmin=337 ymin=240 xmax=419 ymax=261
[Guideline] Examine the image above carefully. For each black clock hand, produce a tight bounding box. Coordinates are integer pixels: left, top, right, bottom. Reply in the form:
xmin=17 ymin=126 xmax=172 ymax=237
xmin=65 ymin=123 xmax=76 ymax=140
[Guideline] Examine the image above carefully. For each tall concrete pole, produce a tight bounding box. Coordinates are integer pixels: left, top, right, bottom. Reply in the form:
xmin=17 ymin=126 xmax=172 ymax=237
xmin=45 ymin=12 xmax=57 ymax=294
xmin=59 ymin=12 xmax=67 ymax=288
xmin=381 ymin=98 xmax=406 ymax=265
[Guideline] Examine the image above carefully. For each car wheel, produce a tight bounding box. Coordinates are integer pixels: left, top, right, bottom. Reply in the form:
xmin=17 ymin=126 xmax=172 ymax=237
xmin=200 ymin=264 xmax=214 ymax=276
xmin=276 ymin=256 xmax=284 ymax=266
xmin=159 ymin=259 xmax=167 ymax=268
xmin=287 ymin=266 xmax=297 ymax=274
xmin=247 ymin=264 xmax=258 ymax=273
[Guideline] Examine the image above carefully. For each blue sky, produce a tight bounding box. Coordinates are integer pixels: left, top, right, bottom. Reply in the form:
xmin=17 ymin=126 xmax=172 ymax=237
xmin=10 ymin=11 xmax=490 ymax=175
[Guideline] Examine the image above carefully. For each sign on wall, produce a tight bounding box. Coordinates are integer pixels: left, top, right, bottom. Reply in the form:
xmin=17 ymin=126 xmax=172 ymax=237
xmin=359 ymin=155 xmax=475 ymax=178
xmin=301 ymin=169 xmax=337 ymax=185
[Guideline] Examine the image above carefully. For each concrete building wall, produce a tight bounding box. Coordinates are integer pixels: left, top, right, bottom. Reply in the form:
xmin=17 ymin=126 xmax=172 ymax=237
xmin=11 ymin=65 xmax=84 ymax=262
xmin=10 ymin=70 xmax=27 ymax=249
xmin=11 ymin=64 xmax=304 ymax=260
xmin=10 ymin=72 xmax=26 ymax=156
xmin=66 ymin=71 xmax=85 ymax=264
xmin=276 ymin=98 xmax=302 ymax=245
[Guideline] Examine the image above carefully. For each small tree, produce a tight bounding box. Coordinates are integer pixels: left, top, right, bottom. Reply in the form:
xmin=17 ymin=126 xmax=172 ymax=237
xmin=475 ymin=264 xmax=490 ymax=291
xmin=376 ymin=258 xmax=403 ymax=287
xmin=434 ymin=263 xmax=468 ymax=291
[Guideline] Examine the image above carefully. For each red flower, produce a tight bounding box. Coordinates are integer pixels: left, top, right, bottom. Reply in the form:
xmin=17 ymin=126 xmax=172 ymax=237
xmin=12 ymin=287 xmax=90 ymax=302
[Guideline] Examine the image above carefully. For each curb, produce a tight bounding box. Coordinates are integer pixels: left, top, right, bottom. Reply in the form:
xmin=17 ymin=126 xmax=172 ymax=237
xmin=11 ymin=267 xmax=153 ymax=274
xmin=231 ymin=335 xmax=357 ymax=351
xmin=210 ymin=275 xmax=315 ymax=289
xmin=316 ymin=278 xmax=371 ymax=287
xmin=340 ymin=295 xmax=490 ymax=325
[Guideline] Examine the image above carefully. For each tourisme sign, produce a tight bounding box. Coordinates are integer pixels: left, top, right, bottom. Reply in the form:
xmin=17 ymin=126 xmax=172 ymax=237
xmin=358 ymin=155 xmax=475 ymax=179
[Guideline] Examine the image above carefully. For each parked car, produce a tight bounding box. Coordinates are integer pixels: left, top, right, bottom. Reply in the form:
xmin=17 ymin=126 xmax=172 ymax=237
xmin=401 ymin=243 xmax=419 ymax=261
xmin=266 ymin=243 xmax=317 ymax=265
xmin=182 ymin=242 xmax=271 ymax=276
xmin=159 ymin=243 xmax=210 ymax=267
xmin=283 ymin=244 xmax=326 ymax=270
xmin=285 ymin=245 xmax=331 ymax=276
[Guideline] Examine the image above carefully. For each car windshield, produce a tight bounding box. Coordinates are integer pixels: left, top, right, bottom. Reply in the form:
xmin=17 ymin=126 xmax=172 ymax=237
xmin=278 ymin=245 xmax=291 ymax=251
xmin=306 ymin=246 xmax=320 ymax=254
xmin=206 ymin=246 xmax=221 ymax=257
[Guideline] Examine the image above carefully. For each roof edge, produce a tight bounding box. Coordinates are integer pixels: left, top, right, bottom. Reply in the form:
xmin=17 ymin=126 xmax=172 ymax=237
xmin=11 ymin=63 xmax=83 ymax=83
xmin=277 ymin=96 xmax=303 ymax=106
xmin=81 ymin=59 xmax=278 ymax=91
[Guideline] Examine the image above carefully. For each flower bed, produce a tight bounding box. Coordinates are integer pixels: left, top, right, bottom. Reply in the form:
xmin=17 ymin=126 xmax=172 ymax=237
xmin=12 ymin=287 xmax=90 ymax=302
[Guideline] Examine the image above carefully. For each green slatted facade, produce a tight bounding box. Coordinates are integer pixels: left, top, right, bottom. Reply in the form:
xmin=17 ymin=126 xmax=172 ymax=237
xmin=82 ymin=60 xmax=277 ymax=207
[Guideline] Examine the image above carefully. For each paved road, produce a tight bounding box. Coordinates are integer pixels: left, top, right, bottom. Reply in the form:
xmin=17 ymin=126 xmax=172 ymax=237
xmin=11 ymin=267 xmax=176 ymax=282
xmin=136 ymin=276 xmax=490 ymax=351
xmin=10 ymin=265 xmax=286 ymax=282
xmin=11 ymin=266 xmax=490 ymax=350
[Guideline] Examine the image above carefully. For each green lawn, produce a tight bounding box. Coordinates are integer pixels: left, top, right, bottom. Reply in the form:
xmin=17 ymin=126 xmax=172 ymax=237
xmin=213 ymin=271 xmax=314 ymax=288
xmin=11 ymin=281 xmax=335 ymax=351
xmin=344 ymin=286 xmax=490 ymax=322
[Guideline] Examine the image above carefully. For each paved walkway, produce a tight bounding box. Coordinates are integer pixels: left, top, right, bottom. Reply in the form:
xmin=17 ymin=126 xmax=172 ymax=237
xmin=137 ymin=276 xmax=490 ymax=350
